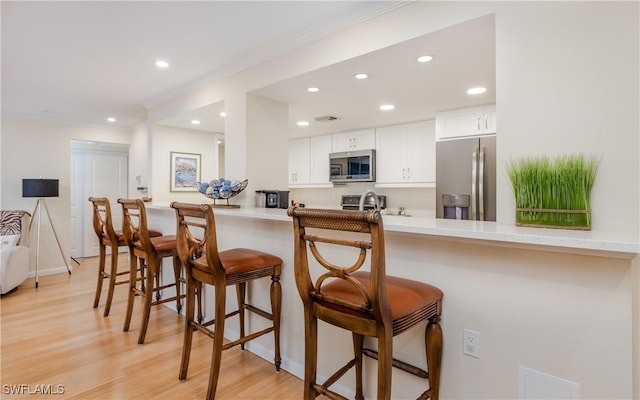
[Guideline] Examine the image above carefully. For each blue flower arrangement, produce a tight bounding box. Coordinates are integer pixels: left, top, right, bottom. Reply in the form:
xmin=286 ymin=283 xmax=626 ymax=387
xmin=197 ymin=178 xmax=248 ymax=199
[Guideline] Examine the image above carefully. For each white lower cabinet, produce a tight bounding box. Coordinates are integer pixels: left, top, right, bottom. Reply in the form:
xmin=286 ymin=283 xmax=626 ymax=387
xmin=375 ymin=120 xmax=436 ymax=188
xmin=288 ymin=135 xmax=333 ymax=187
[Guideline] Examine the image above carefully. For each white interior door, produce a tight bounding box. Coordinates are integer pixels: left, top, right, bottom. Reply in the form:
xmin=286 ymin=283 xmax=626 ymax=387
xmin=71 ymin=144 xmax=128 ymax=258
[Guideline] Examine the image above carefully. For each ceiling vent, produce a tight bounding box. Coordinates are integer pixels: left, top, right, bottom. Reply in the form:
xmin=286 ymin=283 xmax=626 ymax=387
xmin=314 ymin=115 xmax=341 ymax=122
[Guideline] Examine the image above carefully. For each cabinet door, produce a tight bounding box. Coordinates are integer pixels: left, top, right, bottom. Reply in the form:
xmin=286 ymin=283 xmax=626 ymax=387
xmin=308 ymin=135 xmax=332 ymax=184
xmin=288 ymin=138 xmax=310 ymax=184
xmin=332 ymin=128 xmax=375 ymax=152
xmin=482 ymin=103 xmax=497 ymax=134
xmin=405 ymin=120 xmax=436 ymax=183
xmin=375 ymin=125 xmax=406 ymax=183
xmin=435 ymin=106 xmax=483 ymax=140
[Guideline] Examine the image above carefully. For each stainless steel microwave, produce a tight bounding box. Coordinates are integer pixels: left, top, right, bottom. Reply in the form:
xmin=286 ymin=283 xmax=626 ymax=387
xmin=329 ymin=149 xmax=376 ymax=183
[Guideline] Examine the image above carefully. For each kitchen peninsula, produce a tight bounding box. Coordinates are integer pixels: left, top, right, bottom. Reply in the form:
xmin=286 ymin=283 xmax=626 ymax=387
xmin=145 ymin=203 xmax=638 ymax=399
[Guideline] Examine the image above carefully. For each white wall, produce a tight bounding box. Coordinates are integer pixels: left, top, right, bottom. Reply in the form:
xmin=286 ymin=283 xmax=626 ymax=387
xmin=495 ymin=2 xmax=640 ymax=231
xmin=1 ymin=1 xmax=638 ymax=397
xmin=3 ymin=2 xmax=636 ymax=260
xmin=150 ymin=125 xmax=218 ymax=203
xmin=246 ymin=95 xmax=289 ymax=198
xmin=0 ymin=117 xmax=130 ymax=274
xmin=128 ymin=123 xmax=150 ymax=198
xmin=146 ymin=1 xmax=639 ymax=235
xmin=146 ymin=205 xmax=636 ymax=399
xmin=142 ymin=2 xmax=639 ymax=398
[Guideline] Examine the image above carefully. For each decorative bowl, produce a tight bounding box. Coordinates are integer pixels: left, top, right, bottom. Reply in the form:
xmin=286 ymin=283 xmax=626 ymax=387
xmin=197 ymin=178 xmax=248 ymax=201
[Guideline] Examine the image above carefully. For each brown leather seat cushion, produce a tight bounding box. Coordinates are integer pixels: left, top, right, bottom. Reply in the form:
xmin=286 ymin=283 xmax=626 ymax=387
xmin=192 ymin=248 xmax=282 ymax=277
xmin=106 ymin=230 xmax=162 ymax=247
xmin=149 ymin=234 xmax=177 ymax=251
xmin=133 ymin=234 xmax=177 ymax=252
xmin=320 ymin=271 xmax=442 ymax=323
xmin=103 ymin=233 xmax=127 ymax=247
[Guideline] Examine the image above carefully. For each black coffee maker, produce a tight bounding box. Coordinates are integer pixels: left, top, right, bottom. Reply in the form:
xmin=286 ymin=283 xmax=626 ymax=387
xmin=262 ymin=190 xmax=289 ymax=209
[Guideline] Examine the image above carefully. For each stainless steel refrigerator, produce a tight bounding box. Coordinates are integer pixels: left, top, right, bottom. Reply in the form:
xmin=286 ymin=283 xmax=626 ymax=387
xmin=435 ymin=135 xmax=496 ymax=221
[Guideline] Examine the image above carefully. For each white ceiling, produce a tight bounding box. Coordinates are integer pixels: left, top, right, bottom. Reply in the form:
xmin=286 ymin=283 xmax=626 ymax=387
xmin=160 ymin=13 xmax=496 ymax=137
xmin=1 ymin=1 xmax=402 ymax=130
xmin=252 ymin=14 xmax=496 ymax=138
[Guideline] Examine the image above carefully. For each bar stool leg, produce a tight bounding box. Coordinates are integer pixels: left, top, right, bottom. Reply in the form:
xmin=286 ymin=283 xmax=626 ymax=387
xmin=206 ymin=284 xmax=227 ymax=400
xmin=378 ymin=333 xmax=392 ymax=400
xmin=424 ymin=315 xmax=443 ymax=400
xmin=103 ymin=243 xmax=119 ymax=317
xmin=303 ymin=310 xmax=318 ymax=400
xmin=271 ymin=274 xmax=282 ymax=371
xmin=179 ymin=276 xmax=197 ymax=381
xmin=172 ymin=256 xmax=182 ymax=313
xmin=138 ymin=256 xmax=158 ymax=344
xmin=93 ymin=244 xmax=106 ymax=308
xmin=236 ymin=283 xmax=246 ymax=350
xmin=353 ymin=333 xmax=364 ymax=400
xmin=196 ymin=281 xmax=204 ymax=324
xmin=123 ymin=252 xmax=138 ymax=332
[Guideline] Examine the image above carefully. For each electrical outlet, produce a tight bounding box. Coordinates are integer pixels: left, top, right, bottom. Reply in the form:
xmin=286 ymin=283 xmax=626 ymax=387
xmin=463 ymin=329 xmax=480 ymax=358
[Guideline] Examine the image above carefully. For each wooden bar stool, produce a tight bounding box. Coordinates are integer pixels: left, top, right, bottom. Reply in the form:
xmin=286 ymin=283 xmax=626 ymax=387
xmin=171 ymin=202 xmax=282 ymax=400
xmin=288 ymin=207 xmax=443 ymax=400
xmin=88 ymin=197 xmax=130 ymax=317
xmin=119 ymin=198 xmax=185 ymax=344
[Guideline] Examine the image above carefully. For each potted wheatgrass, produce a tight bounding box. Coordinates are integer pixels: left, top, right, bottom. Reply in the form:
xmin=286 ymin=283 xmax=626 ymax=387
xmin=506 ymin=154 xmax=599 ymax=230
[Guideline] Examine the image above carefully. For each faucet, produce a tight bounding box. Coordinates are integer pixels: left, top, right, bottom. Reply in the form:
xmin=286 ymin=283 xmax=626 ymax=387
xmin=358 ymin=190 xmax=380 ymax=211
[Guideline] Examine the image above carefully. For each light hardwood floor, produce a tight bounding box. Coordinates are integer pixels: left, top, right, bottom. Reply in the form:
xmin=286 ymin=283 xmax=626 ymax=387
xmin=1 ymin=255 xmax=303 ymax=399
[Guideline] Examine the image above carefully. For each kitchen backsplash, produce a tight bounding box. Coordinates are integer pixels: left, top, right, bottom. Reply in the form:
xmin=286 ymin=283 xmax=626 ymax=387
xmin=289 ymin=184 xmax=436 ymax=214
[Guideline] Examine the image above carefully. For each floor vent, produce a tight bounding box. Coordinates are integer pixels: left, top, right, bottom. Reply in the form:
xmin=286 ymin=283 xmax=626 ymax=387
xmin=518 ymin=366 xmax=580 ymax=399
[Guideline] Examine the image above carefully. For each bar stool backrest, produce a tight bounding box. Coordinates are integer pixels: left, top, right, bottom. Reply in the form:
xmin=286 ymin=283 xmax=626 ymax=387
xmin=288 ymin=207 xmax=392 ymax=334
xmin=172 ymin=202 xmax=224 ymax=279
xmin=118 ymin=199 xmax=152 ymax=250
xmin=88 ymin=197 xmax=118 ymax=245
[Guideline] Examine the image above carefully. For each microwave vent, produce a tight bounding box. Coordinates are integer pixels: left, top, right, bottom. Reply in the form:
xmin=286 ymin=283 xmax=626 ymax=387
xmin=314 ymin=115 xmax=340 ymax=122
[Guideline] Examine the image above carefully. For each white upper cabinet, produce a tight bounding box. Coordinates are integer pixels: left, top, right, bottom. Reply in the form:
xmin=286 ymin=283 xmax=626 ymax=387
xmin=375 ymin=120 xmax=436 ymax=188
xmin=308 ymin=135 xmax=333 ymax=184
xmin=435 ymin=103 xmax=496 ymax=140
xmin=288 ymin=137 xmax=310 ymax=185
xmin=332 ymin=128 xmax=375 ymax=152
xmin=288 ymin=135 xmax=333 ymax=188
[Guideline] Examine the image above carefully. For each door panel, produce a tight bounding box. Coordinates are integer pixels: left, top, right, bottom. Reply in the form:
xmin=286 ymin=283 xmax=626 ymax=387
xmin=71 ymin=148 xmax=128 ymax=258
xmin=70 ymin=153 xmax=83 ymax=258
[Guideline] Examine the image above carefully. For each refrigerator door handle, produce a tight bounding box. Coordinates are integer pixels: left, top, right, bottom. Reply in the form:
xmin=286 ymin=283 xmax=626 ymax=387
xmin=471 ymin=147 xmax=478 ymax=220
xmin=479 ymin=147 xmax=485 ymax=221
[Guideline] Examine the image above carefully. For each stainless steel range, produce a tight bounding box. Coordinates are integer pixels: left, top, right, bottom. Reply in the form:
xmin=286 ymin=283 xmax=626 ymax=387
xmin=341 ymin=194 xmax=386 ymax=210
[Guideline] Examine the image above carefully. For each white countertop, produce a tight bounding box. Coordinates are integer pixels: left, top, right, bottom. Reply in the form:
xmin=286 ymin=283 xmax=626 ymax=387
xmin=147 ymin=203 xmax=639 ymax=258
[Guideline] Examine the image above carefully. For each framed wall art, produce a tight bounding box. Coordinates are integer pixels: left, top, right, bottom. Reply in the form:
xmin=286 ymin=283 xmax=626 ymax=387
xmin=170 ymin=152 xmax=201 ymax=192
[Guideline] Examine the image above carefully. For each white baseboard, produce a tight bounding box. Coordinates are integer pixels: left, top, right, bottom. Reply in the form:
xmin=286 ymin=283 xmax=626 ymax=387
xmin=27 ymin=265 xmax=74 ymax=277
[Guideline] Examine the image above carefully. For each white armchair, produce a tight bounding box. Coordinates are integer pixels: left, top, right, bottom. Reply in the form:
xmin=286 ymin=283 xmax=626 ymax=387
xmin=1 ymin=211 xmax=31 ymax=294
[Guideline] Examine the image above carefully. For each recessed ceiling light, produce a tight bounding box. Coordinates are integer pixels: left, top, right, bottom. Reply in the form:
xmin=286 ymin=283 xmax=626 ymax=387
xmin=379 ymin=104 xmax=395 ymax=111
xmin=355 ymin=73 xmax=368 ymax=80
xmin=217 ymin=139 xmax=222 ymax=144
xmin=307 ymin=87 xmax=319 ymax=92
xmin=297 ymin=121 xmax=310 ymax=127
xmin=107 ymin=117 xmax=116 ymax=122
xmin=191 ymin=120 xmax=200 ymax=125
xmin=155 ymin=60 xmax=169 ymax=68
xmin=417 ymin=55 xmax=434 ymax=63
xmin=219 ymin=112 xmax=226 ymax=117
xmin=467 ymin=87 xmax=487 ymax=95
